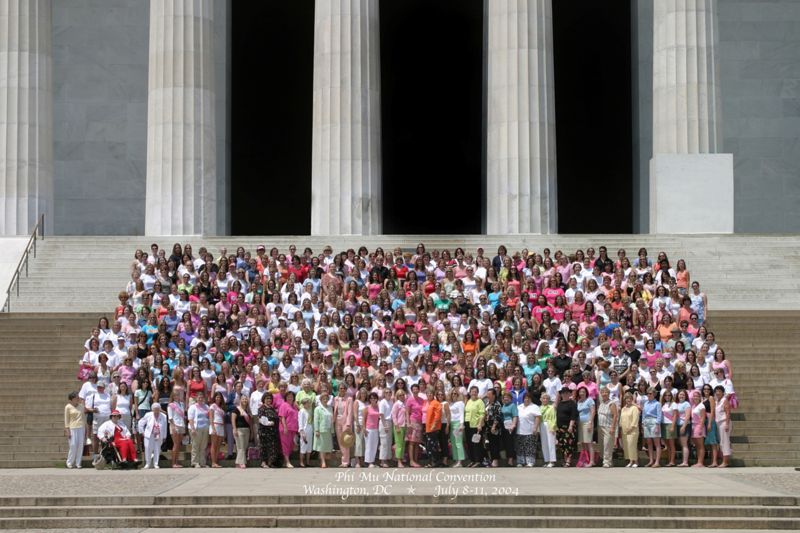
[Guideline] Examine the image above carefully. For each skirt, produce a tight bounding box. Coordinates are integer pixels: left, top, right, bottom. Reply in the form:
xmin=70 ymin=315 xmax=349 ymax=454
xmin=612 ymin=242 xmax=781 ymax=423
xmin=313 ymin=431 xmax=333 ymax=453
xmin=556 ymin=426 xmax=576 ymax=456
xmin=406 ymin=421 xmax=423 ymax=444
xmin=704 ymin=420 xmax=719 ymax=446
xmin=642 ymin=418 xmax=661 ymax=439
xmin=661 ymin=423 xmax=676 ymax=439
xmin=691 ymin=422 xmax=706 ymax=439
xmin=577 ymin=421 xmax=593 ymax=444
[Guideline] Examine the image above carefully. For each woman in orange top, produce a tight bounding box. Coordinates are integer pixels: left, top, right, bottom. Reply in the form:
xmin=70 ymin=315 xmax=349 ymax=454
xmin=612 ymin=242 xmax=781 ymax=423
xmin=461 ymin=330 xmax=478 ymax=358
xmin=424 ymin=390 xmax=444 ymax=467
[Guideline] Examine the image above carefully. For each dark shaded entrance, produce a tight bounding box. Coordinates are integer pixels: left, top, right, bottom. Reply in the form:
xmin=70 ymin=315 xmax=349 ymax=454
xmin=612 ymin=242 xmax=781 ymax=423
xmin=231 ymin=1 xmax=314 ymax=235
xmin=552 ymin=1 xmax=633 ymax=233
xmin=380 ymin=0 xmax=484 ymax=234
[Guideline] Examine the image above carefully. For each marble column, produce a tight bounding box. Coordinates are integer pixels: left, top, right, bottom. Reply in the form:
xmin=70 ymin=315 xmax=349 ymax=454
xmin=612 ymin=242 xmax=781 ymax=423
xmin=146 ymin=0 xmax=217 ymax=236
xmin=311 ymin=0 xmax=381 ymax=236
xmin=486 ymin=0 xmax=557 ymax=235
xmin=0 ymin=0 xmax=53 ymax=236
xmin=653 ymin=0 xmax=721 ymax=154
xmin=650 ymin=0 xmax=733 ymax=233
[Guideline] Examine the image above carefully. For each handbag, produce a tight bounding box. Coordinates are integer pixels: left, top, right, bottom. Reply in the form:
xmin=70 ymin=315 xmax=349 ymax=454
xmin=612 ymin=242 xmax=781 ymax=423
xmin=247 ymin=446 xmax=260 ymax=461
xmin=77 ymin=364 xmax=94 ymax=381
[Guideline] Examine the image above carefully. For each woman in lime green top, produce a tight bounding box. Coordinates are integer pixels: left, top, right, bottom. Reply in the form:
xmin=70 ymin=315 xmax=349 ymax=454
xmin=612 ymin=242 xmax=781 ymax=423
xmin=296 ymin=378 xmax=317 ymax=408
xmin=464 ymin=386 xmax=485 ymax=467
xmin=539 ymin=392 xmax=557 ymax=467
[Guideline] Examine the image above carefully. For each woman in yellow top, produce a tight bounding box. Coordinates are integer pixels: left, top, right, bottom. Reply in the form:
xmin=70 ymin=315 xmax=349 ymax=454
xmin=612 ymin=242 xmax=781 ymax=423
xmin=464 ymin=386 xmax=485 ymax=467
xmin=424 ymin=391 xmax=444 ymax=467
xmin=64 ymin=392 xmax=85 ymax=469
xmin=619 ymin=392 xmax=641 ymax=467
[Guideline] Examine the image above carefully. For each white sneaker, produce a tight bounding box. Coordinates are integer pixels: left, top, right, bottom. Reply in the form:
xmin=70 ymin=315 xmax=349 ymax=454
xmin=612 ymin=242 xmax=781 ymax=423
xmin=66 ymin=464 xmax=74 ymax=469
xmin=143 ymin=464 xmax=151 ymax=469
xmin=526 ymin=463 xmax=535 ymax=467
xmin=76 ymin=465 xmax=82 ymax=469
xmin=632 ymin=463 xmax=639 ymax=468
xmin=154 ymin=464 xmax=160 ymax=469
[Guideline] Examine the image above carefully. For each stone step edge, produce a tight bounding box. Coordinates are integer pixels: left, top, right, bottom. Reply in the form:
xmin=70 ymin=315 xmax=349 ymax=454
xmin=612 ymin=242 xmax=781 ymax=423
xmin=0 ymin=495 xmax=796 ymax=506
xmin=1 ymin=515 xmax=799 ymax=529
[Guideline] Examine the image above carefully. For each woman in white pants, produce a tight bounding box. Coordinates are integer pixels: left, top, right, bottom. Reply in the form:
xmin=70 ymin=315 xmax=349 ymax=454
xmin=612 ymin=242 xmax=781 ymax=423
xmin=352 ymin=389 xmax=368 ymax=467
xmin=378 ymin=389 xmax=394 ymax=467
xmin=364 ymin=393 xmax=381 ymax=467
xmin=714 ymin=386 xmax=733 ymax=467
xmin=139 ymin=404 xmax=167 ymax=469
xmin=539 ymin=393 xmax=557 ymax=467
xmin=64 ymin=392 xmax=85 ymax=469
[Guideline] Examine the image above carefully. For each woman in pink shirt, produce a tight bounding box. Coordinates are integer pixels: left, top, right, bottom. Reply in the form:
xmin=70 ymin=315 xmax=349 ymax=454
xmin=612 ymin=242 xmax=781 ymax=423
xmin=278 ymin=391 xmax=299 ymax=468
xmin=391 ymin=390 xmax=408 ymax=467
xmin=364 ymin=393 xmax=382 ymax=467
xmin=405 ymin=384 xmax=424 ymax=468
xmin=542 ymin=278 xmax=564 ymax=306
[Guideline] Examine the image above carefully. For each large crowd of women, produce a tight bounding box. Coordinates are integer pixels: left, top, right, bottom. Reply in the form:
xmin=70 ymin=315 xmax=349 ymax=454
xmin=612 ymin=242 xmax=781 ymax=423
xmin=68 ymin=242 xmax=735 ymax=470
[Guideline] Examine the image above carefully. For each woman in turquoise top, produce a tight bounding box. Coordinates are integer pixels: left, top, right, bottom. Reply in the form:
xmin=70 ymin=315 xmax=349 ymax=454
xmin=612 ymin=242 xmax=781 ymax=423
xmin=500 ymin=392 xmax=519 ymax=467
xmin=313 ymin=390 xmax=333 ymax=468
xmin=522 ymin=354 xmax=541 ymax=382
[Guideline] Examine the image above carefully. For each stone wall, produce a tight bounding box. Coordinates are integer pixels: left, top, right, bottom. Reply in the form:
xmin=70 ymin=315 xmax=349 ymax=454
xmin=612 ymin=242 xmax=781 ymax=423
xmin=719 ymin=0 xmax=800 ymax=232
xmin=51 ymin=0 xmax=229 ymax=235
xmin=52 ymin=0 xmax=148 ymax=234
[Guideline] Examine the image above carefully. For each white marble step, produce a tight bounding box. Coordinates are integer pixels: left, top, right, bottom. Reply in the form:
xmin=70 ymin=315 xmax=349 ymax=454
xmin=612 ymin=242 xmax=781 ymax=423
xmin=6 ymin=235 xmax=800 ymax=312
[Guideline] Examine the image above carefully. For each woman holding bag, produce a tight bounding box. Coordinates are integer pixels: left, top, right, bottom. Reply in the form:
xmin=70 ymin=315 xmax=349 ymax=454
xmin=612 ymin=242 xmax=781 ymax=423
xmin=333 ymin=385 xmax=354 ymax=468
xmin=464 ymin=386 xmax=485 ymax=467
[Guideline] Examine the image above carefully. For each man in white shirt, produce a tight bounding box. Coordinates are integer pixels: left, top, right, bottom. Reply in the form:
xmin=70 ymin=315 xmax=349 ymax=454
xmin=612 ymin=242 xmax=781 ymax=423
xmin=138 ymin=404 xmax=168 ymax=469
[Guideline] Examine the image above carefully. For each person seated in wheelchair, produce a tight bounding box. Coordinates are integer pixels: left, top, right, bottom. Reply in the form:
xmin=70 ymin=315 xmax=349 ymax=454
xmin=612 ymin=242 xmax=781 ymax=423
xmin=97 ymin=410 xmax=139 ymax=468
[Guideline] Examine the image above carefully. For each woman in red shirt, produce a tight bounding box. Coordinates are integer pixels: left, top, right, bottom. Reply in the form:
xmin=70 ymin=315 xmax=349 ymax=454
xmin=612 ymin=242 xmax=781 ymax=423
xmin=187 ymin=367 xmax=206 ymax=407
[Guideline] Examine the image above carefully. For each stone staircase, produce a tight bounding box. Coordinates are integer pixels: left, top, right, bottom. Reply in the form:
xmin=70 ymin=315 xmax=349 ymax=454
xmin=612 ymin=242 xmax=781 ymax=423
xmin=5 ymin=235 xmax=800 ymax=312
xmin=0 ymin=235 xmax=798 ymax=468
xmin=708 ymin=311 xmax=800 ymax=467
xmin=0 ymin=494 xmax=798 ymax=529
xmin=0 ymin=313 xmax=98 ymax=468
xmin=0 ymin=310 xmax=796 ymax=468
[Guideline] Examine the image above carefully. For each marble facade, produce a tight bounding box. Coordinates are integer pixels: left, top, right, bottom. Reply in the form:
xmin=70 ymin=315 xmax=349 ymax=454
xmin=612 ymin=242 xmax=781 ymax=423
xmin=1 ymin=0 xmax=799 ymax=235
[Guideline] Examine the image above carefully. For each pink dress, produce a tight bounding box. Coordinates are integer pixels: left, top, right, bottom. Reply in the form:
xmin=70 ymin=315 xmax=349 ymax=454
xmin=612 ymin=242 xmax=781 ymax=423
xmin=278 ymin=402 xmax=299 ymax=456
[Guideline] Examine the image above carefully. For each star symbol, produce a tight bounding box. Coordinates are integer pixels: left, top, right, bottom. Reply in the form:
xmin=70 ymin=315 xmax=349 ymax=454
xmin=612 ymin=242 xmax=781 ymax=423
xmin=407 ymin=485 xmax=416 ymax=495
